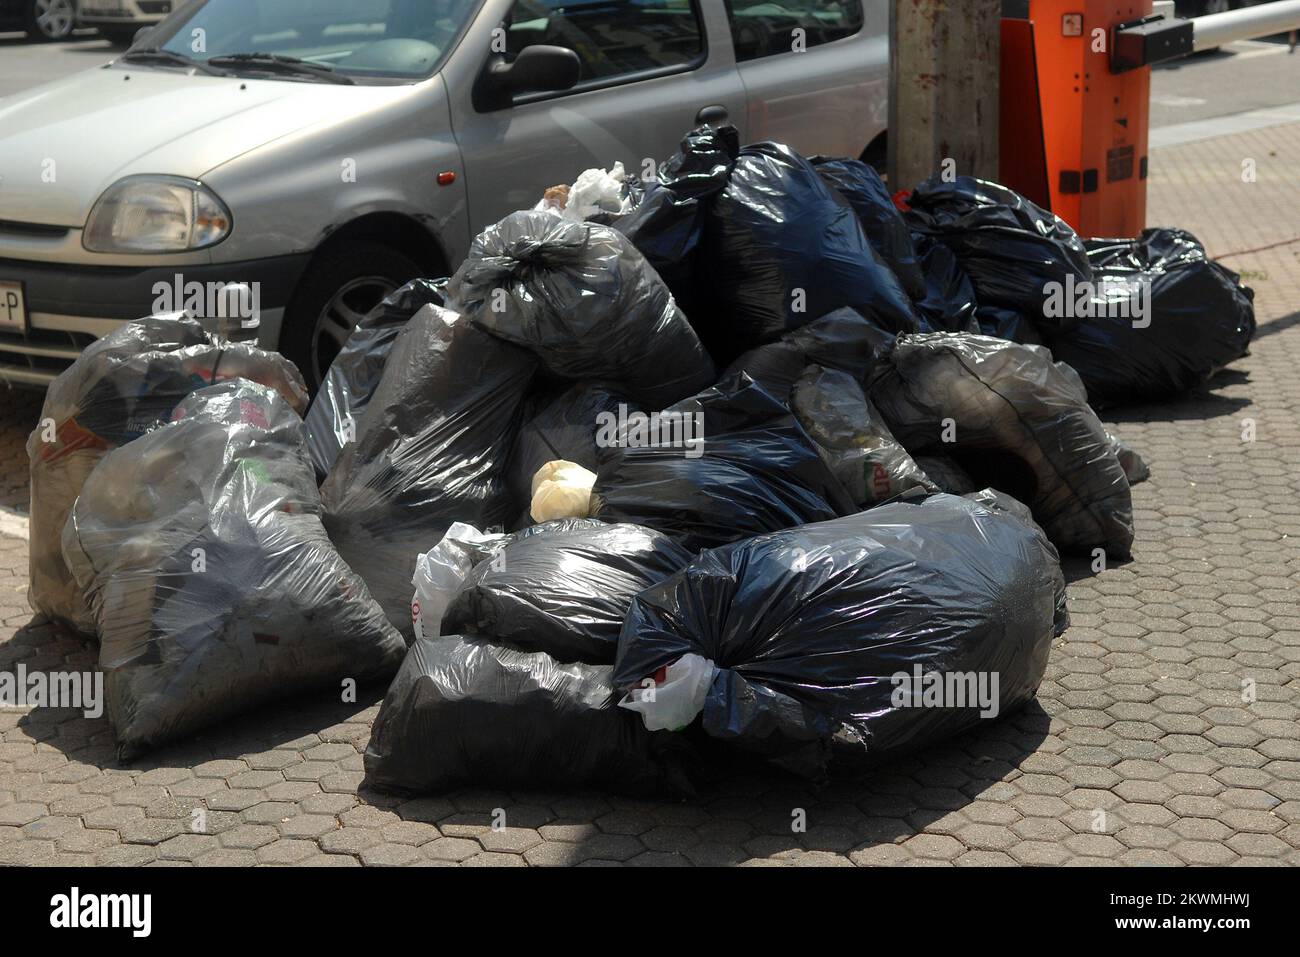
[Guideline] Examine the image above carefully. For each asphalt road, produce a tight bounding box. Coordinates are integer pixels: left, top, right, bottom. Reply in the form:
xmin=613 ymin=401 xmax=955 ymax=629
xmin=0 ymin=28 xmax=1297 ymax=132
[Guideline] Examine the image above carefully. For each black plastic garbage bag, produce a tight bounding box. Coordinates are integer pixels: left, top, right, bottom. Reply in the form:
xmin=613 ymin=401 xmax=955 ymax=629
xmin=722 ymin=306 xmax=897 ymax=402
xmin=912 ymin=454 xmax=979 ymax=495
xmin=304 ymin=278 xmax=447 ymax=480
xmin=812 ymin=155 xmax=927 ymax=301
xmin=364 ymin=634 xmax=693 ymax=795
xmin=506 ymin=383 xmax=630 ymax=511
xmin=62 ymin=380 xmax=405 ymax=760
xmin=790 ymin=365 xmax=935 ymax=507
xmin=704 ymin=142 xmax=920 ymax=353
xmin=443 ymin=521 xmax=693 ymax=665
xmin=591 ymin=373 xmax=855 ymax=551
xmin=596 ymin=125 xmax=740 ymax=305
xmin=905 ymin=176 xmax=1091 ymax=336
xmin=321 ymin=303 xmax=538 ymax=636
xmin=28 ymin=316 xmax=307 ymax=636
xmin=912 ymin=236 xmax=980 ymax=334
xmin=447 ymin=210 xmax=715 ymax=409
xmin=976 ymin=305 xmax=1045 ymax=345
xmin=1046 ymin=228 xmax=1255 ymax=406
xmin=868 ymin=333 xmax=1134 ymax=557
xmin=614 ymin=493 xmax=1067 ymax=778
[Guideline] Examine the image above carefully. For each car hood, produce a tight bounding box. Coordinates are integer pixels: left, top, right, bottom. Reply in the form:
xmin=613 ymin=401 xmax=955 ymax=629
xmin=0 ymin=65 xmax=413 ymax=228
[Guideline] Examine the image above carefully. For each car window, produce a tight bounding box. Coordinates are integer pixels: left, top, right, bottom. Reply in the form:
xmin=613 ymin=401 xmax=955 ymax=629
xmin=724 ymin=0 xmax=863 ymax=62
xmin=503 ymin=0 xmax=705 ymax=84
xmin=152 ymin=0 xmax=481 ymax=78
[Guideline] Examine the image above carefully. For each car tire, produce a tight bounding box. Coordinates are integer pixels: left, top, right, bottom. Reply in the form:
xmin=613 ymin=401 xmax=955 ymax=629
xmin=280 ymin=242 xmax=425 ymax=391
xmin=24 ymin=0 xmax=76 ymax=41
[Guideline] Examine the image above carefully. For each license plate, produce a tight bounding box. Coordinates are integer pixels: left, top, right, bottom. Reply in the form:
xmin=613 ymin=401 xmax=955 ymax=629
xmin=0 ymin=281 xmax=27 ymax=335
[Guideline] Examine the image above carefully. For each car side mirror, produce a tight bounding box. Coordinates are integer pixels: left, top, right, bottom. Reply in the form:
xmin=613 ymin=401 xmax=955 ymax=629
xmin=485 ymin=44 xmax=581 ymax=98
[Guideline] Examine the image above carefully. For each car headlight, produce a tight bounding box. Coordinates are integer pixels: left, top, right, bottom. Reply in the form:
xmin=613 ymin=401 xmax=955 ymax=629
xmin=83 ymin=176 xmax=232 ymax=253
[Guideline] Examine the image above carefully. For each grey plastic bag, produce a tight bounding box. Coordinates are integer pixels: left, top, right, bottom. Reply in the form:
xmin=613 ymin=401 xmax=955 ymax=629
xmin=28 ymin=315 xmax=307 ymax=636
xmin=790 ymin=365 xmax=935 ymax=507
xmin=62 ymin=380 xmax=404 ymax=760
xmin=868 ymin=333 xmax=1134 ymax=557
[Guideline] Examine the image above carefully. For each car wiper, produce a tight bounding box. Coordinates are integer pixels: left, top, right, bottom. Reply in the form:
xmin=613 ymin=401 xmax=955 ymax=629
xmin=119 ymin=48 xmax=229 ymax=76
xmin=207 ymin=53 xmax=355 ymax=85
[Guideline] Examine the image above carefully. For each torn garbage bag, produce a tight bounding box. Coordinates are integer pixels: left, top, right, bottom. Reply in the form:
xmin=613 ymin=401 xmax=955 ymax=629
xmin=790 ymin=365 xmax=935 ymax=507
xmin=591 ymin=373 xmax=856 ymax=552
xmin=442 ymin=521 xmax=693 ymax=665
xmin=811 ymin=156 xmax=927 ymax=301
xmin=62 ymin=380 xmax=405 ymax=760
xmin=28 ymin=315 xmax=308 ymax=636
xmin=704 ymin=142 xmax=920 ymax=355
xmin=447 ymin=210 xmax=714 ymax=409
xmin=364 ymin=634 xmax=693 ymax=796
xmin=321 ymin=302 xmax=538 ymax=636
xmin=304 ymin=278 xmax=448 ymax=480
xmin=1046 ymin=228 xmax=1255 ymax=406
xmin=868 ymin=333 xmax=1134 ymax=557
xmin=615 ymin=493 xmax=1067 ymax=778
xmin=905 ymin=176 xmax=1091 ymax=337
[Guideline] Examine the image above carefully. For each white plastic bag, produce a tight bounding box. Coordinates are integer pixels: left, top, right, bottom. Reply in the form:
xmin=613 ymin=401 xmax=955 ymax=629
xmin=618 ymin=653 xmax=717 ymax=732
xmin=563 ymin=162 xmax=630 ymax=221
xmin=411 ymin=523 xmax=510 ymax=640
xmin=530 ymin=460 xmax=597 ymax=523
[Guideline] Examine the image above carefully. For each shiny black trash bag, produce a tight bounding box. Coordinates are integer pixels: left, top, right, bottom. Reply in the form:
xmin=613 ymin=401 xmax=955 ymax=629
xmin=591 ymin=373 xmax=856 ymax=552
xmin=703 ymin=142 xmax=920 ymax=353
xmin=443 ymin=521 xmax=693 ymax=665
xmin=304 ymin=278 xmax=448 ymax=480
xmin=811 ymin=155 xmax=927 ymax=301
xmin=447 ymin=209 xmax=715 ymax=410
xmin=905 ymin=175 xmax=1091 ymax=336
xmin=1046 ymin=228 xmax=1255 ymax=407
xmin=364 ymin=634 xmax=693 ymax=795
xmin=321 ymin=302 xmax=538 ymax=636
xmin=614 ymin=493 xmax=1068 ymax=778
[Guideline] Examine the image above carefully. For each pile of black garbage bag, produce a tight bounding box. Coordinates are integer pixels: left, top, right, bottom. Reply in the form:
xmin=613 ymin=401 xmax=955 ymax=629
xmin=40 ymin=123 xmax=1252 ymax=781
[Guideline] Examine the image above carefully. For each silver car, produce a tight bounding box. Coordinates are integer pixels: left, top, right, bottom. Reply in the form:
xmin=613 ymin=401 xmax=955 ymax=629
xmin=0 ymin=0 xmax=888 ymax=388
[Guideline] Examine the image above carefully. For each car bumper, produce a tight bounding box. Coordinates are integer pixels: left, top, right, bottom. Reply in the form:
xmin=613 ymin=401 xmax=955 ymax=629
xmin=0 ymin=254 xmax=309 ymax=388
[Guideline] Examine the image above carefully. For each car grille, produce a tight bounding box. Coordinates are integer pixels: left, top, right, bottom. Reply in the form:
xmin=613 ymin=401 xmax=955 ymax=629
xmin=0 ymin=220 xmax=71 ymax=240
xmin=0 ymin=328 xmax=94 ymax=388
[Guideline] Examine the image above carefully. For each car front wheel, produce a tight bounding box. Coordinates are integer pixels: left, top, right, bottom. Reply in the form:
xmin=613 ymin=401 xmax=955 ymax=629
xmin=25 ymin=0 xmax=75 ymax=41
xmin=280 ymin=242 xmax=424 ymax=391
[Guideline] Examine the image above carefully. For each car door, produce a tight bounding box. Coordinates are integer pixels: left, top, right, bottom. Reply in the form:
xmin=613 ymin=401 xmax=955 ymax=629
xmin=443 ymin=0 xmax=748 ymax=235
xmin=726 ymin=0 xmax=886 ymax=160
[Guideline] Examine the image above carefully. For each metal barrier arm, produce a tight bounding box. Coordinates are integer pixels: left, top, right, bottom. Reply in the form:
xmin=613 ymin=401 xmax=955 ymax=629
xmin=1112 ymin=0 xmax=1300 ymax=72
xmin=1191 ymin=0 xmax=1300 ymax=52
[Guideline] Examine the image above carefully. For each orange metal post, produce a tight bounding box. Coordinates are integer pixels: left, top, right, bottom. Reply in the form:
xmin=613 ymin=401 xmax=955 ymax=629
xmin=1000 ymin=0 xmax=1152 ymax=237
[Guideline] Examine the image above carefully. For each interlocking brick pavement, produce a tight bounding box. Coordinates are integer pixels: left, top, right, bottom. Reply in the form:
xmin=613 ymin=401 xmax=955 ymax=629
xmin=0 ymin=122 xmax=1297 ymax=867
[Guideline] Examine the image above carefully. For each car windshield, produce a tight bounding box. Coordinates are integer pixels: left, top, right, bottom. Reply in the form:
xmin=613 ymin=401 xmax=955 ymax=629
xmin=145 ymin=0 xmax=482 ymax=80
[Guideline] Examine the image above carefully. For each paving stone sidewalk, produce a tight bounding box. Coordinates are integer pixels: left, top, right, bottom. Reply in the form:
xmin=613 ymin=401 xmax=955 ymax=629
xmin=1 ymin=123 xmax=1298 ymax=867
